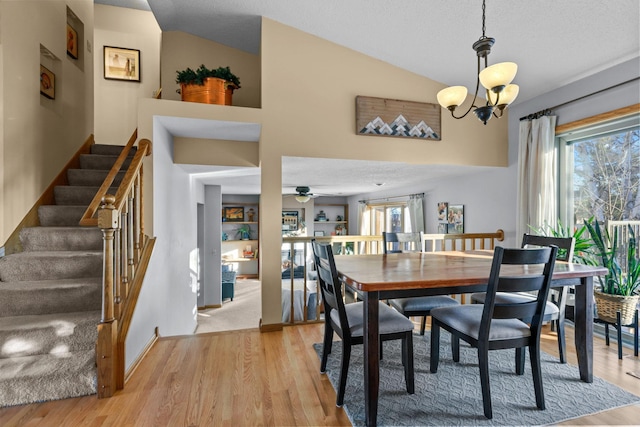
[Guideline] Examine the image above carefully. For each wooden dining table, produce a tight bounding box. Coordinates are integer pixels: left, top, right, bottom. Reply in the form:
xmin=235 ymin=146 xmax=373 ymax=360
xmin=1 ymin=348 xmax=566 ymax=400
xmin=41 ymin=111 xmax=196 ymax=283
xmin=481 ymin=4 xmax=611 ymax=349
xmin=334 ymin=250 xmax=608 ymax=427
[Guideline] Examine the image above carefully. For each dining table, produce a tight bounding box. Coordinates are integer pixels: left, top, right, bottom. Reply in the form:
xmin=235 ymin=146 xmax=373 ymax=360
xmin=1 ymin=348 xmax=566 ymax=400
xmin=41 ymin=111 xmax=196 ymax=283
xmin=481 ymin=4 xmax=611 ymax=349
xmin=334 ymin=250 xmax=608 ymax=427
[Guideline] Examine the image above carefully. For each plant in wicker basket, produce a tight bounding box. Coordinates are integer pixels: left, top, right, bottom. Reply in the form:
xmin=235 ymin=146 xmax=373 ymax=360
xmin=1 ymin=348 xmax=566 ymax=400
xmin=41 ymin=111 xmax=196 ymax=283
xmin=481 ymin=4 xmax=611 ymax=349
xmin=584 ymin=218 xmax=640 ymax=324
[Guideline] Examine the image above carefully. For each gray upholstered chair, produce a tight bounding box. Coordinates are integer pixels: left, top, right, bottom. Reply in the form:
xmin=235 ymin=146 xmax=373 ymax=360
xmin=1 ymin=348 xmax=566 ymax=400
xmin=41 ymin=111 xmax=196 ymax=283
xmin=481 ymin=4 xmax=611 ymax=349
xmin=384 ymin=231 xmax=460 ymax=335
xmin=311 ymin=239 xmax=415 ymax=407
xmin=430 ymin=246 xmax=558 ymax=419
xmin=470 ymin=234 xmax=574 ymax=363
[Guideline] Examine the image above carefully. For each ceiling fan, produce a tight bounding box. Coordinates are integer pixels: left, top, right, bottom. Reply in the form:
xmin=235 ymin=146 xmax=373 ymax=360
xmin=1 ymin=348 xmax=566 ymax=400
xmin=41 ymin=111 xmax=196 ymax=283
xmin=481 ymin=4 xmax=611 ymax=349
xmin=291 ymin=186 xmax=315 ymax=203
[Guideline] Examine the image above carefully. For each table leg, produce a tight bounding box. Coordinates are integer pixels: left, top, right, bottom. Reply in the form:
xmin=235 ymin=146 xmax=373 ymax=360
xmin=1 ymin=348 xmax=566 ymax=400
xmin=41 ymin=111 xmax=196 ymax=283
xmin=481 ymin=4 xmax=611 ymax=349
xmin=363 ymin=291 xmax=379 ymax=427
xmin=574 ymin=276 xmax=594 ymax=382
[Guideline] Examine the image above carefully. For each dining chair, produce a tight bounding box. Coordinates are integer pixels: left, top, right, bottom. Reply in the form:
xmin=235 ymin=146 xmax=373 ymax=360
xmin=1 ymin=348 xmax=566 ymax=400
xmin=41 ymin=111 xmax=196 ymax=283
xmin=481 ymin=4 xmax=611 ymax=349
xmin=384 ymin=231 xmax=460 ymax=335
xmin=470 ymin=234 xmax=575 ymax=363
xmin=311 ymin=239 xmax=415 ymax=407
xmin=430 ymin=245 xmax=558 ymax=419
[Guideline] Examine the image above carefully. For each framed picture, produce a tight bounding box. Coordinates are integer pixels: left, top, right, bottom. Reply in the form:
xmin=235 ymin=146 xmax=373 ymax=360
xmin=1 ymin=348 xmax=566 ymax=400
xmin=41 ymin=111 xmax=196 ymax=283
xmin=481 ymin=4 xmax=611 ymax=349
xmin=314 ymin=231 xmax=325 ymax=237
xmin=282 ymin=211 xmax=299 ymax=231
xmin=437 ymin=202 xmax=448 ymax=223
xmin=103 ymin=46 xmax=140 ymax=82
xmin=40 ymin=65 xmax=55 ymax=99
xmin=223 ymin=206 xmax=244 ymax=222
xmin=67 ymin=24 xmax=78 ymax=59
xmin=356 ymin=96 xmax=441 ymax=140
xmin=448 ymin=204 xmax=464 ymax=233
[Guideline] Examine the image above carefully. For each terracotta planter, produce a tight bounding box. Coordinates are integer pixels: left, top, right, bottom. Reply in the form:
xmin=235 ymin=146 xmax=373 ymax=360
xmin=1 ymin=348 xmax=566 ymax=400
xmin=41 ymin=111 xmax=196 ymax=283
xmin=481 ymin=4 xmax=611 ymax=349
xmin=594 ymin=291 xmax=639 ymax=324
xmin=179 ymin=77 xmax=237 ymax=105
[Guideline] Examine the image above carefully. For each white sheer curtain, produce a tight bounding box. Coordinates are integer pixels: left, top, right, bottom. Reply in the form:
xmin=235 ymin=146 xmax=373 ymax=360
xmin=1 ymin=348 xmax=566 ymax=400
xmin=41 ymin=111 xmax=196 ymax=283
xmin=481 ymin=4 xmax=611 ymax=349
xmin=358 ymin=201 xmax=369 ymax=235
xmin=407 ymin=194 xmax=425 ymax=233
xmin=516 ymin=115 xmax=558 ymax=240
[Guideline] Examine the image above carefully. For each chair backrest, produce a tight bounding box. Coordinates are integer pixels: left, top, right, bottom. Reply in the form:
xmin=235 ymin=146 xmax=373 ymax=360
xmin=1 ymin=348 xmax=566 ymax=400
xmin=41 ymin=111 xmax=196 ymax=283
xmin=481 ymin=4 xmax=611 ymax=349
xmin=382 ymin=232 xmax=423 ymax=254
xmin=311 ymin=239 xmax=350 ymax=335
xmin=521 ymin=234 xmax=575 ymax=262
xmin=480 ymin=246 xmax=558 ymax=340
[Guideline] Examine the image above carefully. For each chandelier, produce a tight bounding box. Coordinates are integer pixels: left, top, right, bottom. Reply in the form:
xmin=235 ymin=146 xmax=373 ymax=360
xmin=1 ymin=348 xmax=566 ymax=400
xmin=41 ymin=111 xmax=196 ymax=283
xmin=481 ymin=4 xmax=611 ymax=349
xmin=436 ymin=0 xmax=519 ymax=125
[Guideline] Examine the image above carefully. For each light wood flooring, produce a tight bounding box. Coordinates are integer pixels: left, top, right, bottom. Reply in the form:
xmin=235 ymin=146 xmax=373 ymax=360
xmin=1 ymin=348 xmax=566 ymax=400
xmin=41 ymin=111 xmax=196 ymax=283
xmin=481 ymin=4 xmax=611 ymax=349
xmin=1 ymin=323 xmax=638 ymax=426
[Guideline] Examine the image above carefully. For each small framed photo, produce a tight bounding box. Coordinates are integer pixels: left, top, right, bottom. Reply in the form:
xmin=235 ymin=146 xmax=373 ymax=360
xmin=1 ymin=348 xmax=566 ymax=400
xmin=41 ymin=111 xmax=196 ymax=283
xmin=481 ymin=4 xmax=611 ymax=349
xmin=67 ymin=24 xmax=78 ymax=59
xmin=40 ymin=65 xmax=55 ymax=99
xmin=104 ymin=46 xmax=140 ymax=82
xmin=223 ymin=207 xmax=244 ymax=222
xmin=448 ymin=204 xmax=464 ymax=233
xmin=437 ymin=202 xmax=448 ymax=223
xmin=314 ymin=231 xmax=325 ymax=237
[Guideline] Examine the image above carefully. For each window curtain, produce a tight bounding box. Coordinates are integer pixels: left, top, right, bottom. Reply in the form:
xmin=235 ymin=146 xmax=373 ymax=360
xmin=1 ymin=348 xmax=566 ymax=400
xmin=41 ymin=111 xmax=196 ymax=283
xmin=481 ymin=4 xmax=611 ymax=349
xmin=516 ymin=115 xmax=558 ymax=241
xmin=358 ymin=201 xmax=369 ymax=235
xmin=407 ymin=194 xmax=425 ymax=233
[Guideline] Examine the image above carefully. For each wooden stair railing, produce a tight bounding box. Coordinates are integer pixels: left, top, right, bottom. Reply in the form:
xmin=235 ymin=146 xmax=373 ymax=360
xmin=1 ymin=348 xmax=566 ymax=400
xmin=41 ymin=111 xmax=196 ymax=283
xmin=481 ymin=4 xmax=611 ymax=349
xmin=96 ymin=138 xmax=154 ymax=398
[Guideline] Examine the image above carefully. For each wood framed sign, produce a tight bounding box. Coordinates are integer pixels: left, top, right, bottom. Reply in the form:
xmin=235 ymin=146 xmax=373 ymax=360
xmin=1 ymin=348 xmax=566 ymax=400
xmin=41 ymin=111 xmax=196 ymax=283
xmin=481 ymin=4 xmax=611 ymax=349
xmin=356 ymin=96 xmax=441 ymax=140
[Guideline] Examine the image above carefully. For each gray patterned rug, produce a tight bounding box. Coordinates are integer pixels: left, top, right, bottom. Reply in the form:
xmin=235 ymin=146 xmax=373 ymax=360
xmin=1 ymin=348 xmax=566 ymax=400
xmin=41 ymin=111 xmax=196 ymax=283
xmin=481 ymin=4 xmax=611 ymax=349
xmin=314 ymin=332 xmax=640 ymax=426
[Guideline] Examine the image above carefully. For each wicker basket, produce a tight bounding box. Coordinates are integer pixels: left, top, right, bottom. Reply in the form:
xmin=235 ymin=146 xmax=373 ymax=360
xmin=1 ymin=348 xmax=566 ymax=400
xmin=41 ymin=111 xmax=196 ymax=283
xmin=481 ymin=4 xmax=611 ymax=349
xmin=594 ymin=291 xmax=639 ymax=325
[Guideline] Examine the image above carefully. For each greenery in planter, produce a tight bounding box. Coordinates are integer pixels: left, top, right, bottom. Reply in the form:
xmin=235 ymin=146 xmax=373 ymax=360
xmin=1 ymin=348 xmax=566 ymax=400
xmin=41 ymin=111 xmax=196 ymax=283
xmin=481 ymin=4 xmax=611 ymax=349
xmin=175 ymin=64 xmax=241 ymax=88
xmin=235 ymin=224 xmax=252 ymax=240
xmin=584 ymin=218 xmax=640 ymax=296
xmin=530 ymin=218 xmax=596 ymax=264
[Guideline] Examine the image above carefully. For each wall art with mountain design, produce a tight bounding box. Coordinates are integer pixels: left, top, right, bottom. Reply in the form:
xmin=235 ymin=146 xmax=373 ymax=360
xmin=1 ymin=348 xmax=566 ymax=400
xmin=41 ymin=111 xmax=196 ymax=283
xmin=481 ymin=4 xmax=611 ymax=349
xmin=356 ymin=96 xmax=441 ymax=140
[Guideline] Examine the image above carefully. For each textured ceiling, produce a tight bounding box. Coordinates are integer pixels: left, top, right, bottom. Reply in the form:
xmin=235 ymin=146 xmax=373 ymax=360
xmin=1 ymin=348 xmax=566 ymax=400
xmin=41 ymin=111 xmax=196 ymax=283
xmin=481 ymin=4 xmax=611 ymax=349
xmin=96 ymin=0 xmax=640 ymax=196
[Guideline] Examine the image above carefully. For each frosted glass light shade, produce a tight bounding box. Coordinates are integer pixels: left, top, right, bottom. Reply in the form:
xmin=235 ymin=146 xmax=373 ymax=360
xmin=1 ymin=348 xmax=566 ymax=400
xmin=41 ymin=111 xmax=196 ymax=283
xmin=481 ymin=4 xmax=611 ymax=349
xmin=437 ymin=86 xmax=468 ymax=109
xmin=489 ymin=84 xmax=519 ymax=106
xmin=479 ymin=62 xmax=518 ymax=90
xmin=295 ymin=195 xmax=310 ymax=203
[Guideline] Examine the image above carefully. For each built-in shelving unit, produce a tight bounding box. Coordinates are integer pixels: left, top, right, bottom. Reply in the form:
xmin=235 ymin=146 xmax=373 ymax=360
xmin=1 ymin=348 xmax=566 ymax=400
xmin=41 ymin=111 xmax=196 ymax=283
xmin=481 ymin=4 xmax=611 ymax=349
xmin=313 ymin=203 xmax=348 ymax=236
xmin=221 ymin=203 xmax=259 ymax=278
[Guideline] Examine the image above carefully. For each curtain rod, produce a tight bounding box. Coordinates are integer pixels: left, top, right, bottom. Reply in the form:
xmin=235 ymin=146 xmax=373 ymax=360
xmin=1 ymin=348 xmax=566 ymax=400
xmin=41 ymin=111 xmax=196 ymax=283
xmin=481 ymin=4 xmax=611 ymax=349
xmin=359 ymin=192 xmax=424 ymax=204
xmin=519 ymin=77 xmax=640 ymax=121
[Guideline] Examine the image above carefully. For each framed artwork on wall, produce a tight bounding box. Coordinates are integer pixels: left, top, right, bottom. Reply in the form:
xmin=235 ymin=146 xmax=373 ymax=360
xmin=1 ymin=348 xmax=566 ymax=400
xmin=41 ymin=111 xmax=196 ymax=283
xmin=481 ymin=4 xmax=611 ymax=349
xmin=356 ymin=96 xmax=441 ymax=140
xmin=104 ymin=46 xmax=140 ymax=82
xmin=223 ymin=207 xmax=244 ymax=222
xmin=448 ymin=204 xmax=464 ymax=233
xmin=40 ymin=65 xmax=55 ymax=99
xmin=282 ymin=211 xmax=299 ymax=231
xmin=67 ymin=24 xmax=78 ymax=59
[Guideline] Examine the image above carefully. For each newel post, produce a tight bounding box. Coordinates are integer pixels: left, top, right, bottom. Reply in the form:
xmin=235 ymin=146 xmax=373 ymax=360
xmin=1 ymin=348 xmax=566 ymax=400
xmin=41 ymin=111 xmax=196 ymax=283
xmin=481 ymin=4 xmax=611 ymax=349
xmin=97 ymin=195 xmax=119 ymax=398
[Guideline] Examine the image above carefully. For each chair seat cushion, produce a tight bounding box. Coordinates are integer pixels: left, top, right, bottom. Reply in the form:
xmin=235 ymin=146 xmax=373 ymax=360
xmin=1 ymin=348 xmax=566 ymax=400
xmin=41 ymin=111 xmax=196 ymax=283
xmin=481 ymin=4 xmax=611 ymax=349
xmin=470 ymin=292 xmax=560 ymax=318
xmin=389 ymin=296 xmax=459 ymax=315
xmin=431 ymin=305 xmax=531 ymax=341
xmin=332 ymin=302 xmax=414 ymax=337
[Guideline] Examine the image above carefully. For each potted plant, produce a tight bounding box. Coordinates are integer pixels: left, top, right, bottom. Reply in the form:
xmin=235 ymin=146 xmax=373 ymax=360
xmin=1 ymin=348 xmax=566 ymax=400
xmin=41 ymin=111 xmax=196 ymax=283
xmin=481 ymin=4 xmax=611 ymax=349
xmin=235 ymin=224 xmax=252 ymax=240
xmin=175 ymin=64 xmax=241 ymax=105
xmin=584 ymin=218 xmax=640 ymax=324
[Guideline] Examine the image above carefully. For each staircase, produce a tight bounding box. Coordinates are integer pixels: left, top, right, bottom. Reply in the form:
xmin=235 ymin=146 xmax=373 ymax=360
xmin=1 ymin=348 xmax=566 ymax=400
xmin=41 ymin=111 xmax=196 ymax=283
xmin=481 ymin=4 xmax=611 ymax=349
xmin=0 ymin=144 xmax=134 ymax=407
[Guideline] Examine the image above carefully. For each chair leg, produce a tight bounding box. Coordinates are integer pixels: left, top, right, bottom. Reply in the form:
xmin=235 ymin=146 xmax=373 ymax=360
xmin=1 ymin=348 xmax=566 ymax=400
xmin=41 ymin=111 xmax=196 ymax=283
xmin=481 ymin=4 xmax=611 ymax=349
xmin=320 ymin=320 xmax=334 ymax=373
xmin=478 ymin=345 xmax=493 ymax=419
xmin=556 ymin=318 xmax=567 ymax=364
xmin=515 ymin=347 xmax=525 ymax=375
xmin=404 ymin=333 xmax=415 ymax=394
xmin=617 ymin=311 xmax=623 ymax=360
xmin=529 ymin=342 xmax=546 ymax=410
xmin=430 ymin=323 xmax=440 ymax=373
xmin=634 ymin=309 xmax=639 ymax=357
xmin=420 ymin=316 xmax=427 ymax=335
xmin=605 ymin=323 xmax=610 ymax=346
xmin=336 ymin=341 xmax=351 ymax=407
xmin=452 ymin=336 xmax=460 ymax=363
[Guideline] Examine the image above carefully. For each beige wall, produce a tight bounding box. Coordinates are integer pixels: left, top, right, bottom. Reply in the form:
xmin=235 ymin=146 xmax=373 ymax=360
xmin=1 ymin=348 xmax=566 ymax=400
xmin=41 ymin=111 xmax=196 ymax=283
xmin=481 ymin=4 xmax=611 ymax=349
xmin=258 ymin=18 xmax=509 ymax=325
xmin=174 ymin=137 xmax=259 ymax=167
xmin=94 ymin=4 xmax=161 ymax=145
xmin=160 ymin=31 xmax=261 ymax=109
xmin=0 ymin=0 xmax=94 ymax=244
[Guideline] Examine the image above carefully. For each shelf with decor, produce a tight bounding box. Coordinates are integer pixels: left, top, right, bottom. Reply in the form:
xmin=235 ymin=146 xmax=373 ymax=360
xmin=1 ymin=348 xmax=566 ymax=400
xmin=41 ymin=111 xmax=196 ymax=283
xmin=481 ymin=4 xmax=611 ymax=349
xmin=221 ymin=203 xmax=259 ymax=278
xmin=313 ymin=203 xmax=348 ymax=236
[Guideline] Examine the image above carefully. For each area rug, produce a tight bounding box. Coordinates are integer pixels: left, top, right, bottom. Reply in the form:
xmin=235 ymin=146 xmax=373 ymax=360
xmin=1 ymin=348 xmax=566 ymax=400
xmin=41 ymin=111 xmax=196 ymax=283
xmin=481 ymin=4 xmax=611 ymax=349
xmin=313 ymin=332 xmax=640 ymax=426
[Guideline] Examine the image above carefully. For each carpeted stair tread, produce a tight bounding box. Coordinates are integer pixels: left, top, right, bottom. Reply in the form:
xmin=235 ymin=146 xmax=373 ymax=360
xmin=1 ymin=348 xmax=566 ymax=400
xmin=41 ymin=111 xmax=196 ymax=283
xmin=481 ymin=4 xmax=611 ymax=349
xmin=91 ymin=144 xmax=136 ymax=156
xmin=53 ymin=185 xmax=118 ymax=205
xmin=0 ymin=251 xmax=102 ymax=282
xmin=0 ymin=350 xmax=97 ymax=407
xmin=0 ymin=277 xmax=101 ymax=317
xmin=37 ymin=205 xmax=88 ymax=227
xmin=0 ymin=311 xmax=100 ymax=358
xmin=79 ymin=154 xmax=132 ymax=171
xmin=67 ymin=169 xmax=125 ymax=187
xmin=20 ymin=226 xmax=102 ymax=252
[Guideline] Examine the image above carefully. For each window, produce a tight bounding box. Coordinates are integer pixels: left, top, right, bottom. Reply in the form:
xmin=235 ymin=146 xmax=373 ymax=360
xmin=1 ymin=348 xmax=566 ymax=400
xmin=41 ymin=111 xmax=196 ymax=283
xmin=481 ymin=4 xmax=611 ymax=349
xmin=365 ymin=203 xmax=411 ymax=235
xmin=558 ymin=114 xmax=640 ymax=228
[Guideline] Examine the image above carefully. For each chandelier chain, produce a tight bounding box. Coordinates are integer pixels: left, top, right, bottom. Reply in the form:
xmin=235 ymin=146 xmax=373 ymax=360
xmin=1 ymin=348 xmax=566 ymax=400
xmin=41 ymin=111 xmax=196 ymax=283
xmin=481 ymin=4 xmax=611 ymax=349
xmin=481 ymin=0 xmax=486 ymax=38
